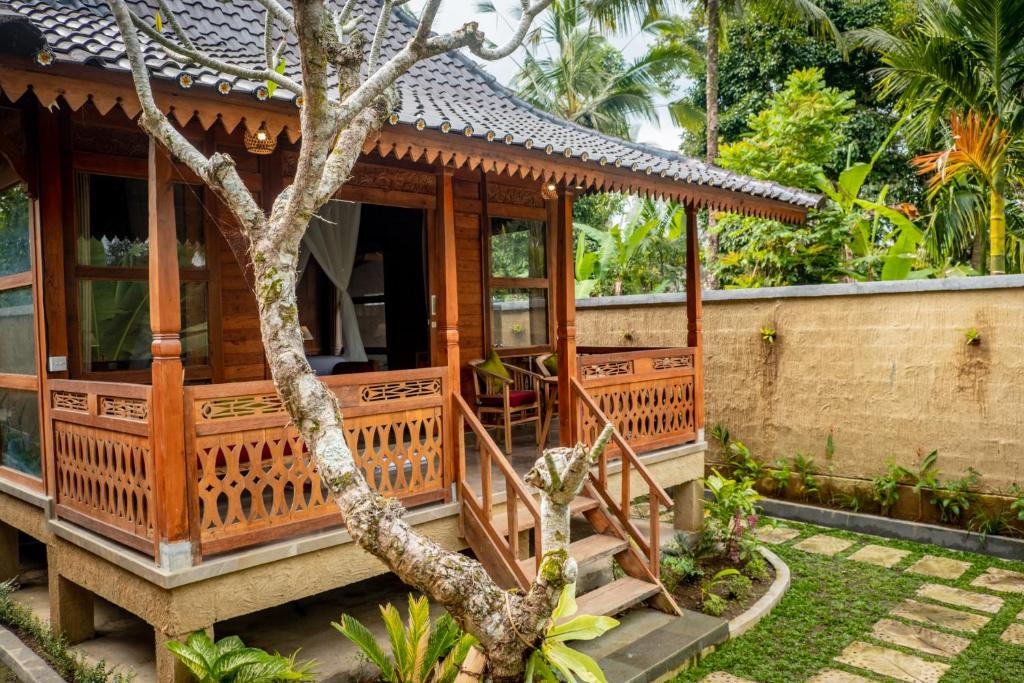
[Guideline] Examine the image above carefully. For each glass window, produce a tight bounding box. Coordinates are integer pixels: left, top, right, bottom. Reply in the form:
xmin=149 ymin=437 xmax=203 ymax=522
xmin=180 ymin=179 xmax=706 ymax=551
xmin=490 ymin=288 xmax=548 ymax=347
xmin=78 ymin=281 xmax=208 ymax=372
xmin=0 ymin=389 xmax=40 ymax=478
xmin=76 ymin=175 xmax=206 ymax=269
xmin=0 ymin=184 xmax=30 ymax=277
xmin=0 ymin=287 xmax=36 ymax=374
xmin=490 ymin=218 xmax=547 ymax=278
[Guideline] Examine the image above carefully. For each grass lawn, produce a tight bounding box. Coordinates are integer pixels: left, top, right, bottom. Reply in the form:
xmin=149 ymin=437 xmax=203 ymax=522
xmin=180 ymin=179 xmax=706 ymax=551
xmin=672 ymin=520 xmax=1024 ymax=682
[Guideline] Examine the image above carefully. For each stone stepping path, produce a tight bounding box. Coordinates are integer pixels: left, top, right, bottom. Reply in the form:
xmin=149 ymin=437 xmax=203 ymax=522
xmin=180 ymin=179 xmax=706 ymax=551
xmin=916 ymin=582 xmax=1004 ymax=614
xmin=891 ymin=598 xmax=991 ymax=633
xmin=1002 ymin=623 xmax=1024 ymax=645
xmin=793 ymin=534 xmax=853 ymax=556
xmin=905 ymin=555 xmax=971 ymax=580
xmin=870 ymin=618 xmax=971 ymax=657
xmin=970 ymin=566 xmax=1024 ymax=594
xmin=846 ymin=544 xmax=909 ymax=568
xmin=754 ymin=526 xmax=800 ymax=544
xmin=835 ymin=641 xmax=949 ymax=683
xmin=805 ymin=670 xmax=873 ymax=682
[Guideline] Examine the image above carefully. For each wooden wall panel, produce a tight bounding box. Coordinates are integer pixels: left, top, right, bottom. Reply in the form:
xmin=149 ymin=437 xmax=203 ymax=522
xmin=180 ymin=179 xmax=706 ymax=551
xmin=453 ymin=178 xmax=484 ymax=398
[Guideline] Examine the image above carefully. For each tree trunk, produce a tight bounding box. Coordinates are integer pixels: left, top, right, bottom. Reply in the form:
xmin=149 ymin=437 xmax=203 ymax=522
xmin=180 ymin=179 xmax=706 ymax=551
xmin=989 ymin=185 xmax=1006 ymax=274
xmin=703 ymin=0 xmax=721 ymax=289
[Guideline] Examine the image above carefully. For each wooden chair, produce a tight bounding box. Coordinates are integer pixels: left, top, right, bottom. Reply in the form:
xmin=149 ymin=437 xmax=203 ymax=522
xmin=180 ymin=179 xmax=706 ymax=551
xmin=534 ymin=353 xmax=559 ymax=448
xmin=470 ymin=358 xmax=543 ymax=454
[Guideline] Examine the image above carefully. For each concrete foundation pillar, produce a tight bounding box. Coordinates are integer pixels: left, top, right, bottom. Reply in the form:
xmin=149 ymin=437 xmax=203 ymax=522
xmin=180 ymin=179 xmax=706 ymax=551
xmin=156 ymin=626 xmax=212 ymax=683
xmin=672 ymin=479 xmax=703 ymax=532
xmin=516 ymin=529 xmax=532 ymax=561
xmin=0 ymin=522 xmax=17 ymax=582
xmin=48 ymin=572 xmax=94 ymax=644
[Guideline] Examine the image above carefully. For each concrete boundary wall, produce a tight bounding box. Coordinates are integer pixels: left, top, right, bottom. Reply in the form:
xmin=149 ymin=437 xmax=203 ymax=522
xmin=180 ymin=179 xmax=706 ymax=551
xmin=574 ymin=275 xmax=1024 ymax=494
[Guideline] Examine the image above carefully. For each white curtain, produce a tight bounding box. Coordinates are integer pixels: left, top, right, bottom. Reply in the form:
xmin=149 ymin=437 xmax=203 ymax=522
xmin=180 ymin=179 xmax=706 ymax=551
xmin=300 ymin=200 xmax=366 ymax=361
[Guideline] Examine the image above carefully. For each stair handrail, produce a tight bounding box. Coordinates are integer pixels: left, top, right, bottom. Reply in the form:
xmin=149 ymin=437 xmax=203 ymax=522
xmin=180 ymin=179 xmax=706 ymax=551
xmin=570 ymin=377 xmax=673 ymax=576
xmin=454 ymin=393 xmax=543 ymax=587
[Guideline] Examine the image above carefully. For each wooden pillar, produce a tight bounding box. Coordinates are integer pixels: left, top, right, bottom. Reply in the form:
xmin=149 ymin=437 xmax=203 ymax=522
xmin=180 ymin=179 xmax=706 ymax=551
xmin=685 ymin=204 xmax=705 ymax=434
xmin=148 ymin=138 xmax=191 ymax=569
xmin=553 ymin=186 xmax=577 ymax=446
xmin=436 ymin=167 xmax=460 ymax=492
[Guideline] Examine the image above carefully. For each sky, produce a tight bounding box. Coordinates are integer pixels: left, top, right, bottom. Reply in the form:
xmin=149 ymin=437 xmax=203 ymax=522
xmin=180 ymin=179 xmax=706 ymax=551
xmin=405 ymin=0 xmax=691 ymax=151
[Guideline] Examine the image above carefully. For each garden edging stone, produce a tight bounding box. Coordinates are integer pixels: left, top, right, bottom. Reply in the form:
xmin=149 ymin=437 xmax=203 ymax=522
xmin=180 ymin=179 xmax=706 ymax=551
xmin=758 ymin=497 xmax=1024 ymax=561
xmin=0 ymin=625 xmax=65 ymax=683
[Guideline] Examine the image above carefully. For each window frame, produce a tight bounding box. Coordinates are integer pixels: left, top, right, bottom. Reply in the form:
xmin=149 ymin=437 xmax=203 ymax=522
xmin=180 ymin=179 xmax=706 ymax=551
xmin=484 ymin=213 xmax=555 ymax=355
xmin=70 ymin=163 xmax=212 ymax=382
xmin=0 ymin=179 xmax=44 ymax=488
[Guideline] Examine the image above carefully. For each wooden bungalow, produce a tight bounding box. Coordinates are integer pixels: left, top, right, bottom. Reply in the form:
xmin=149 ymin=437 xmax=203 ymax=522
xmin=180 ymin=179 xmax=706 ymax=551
xmin=0 ymin=1 xmax=819 ymax=679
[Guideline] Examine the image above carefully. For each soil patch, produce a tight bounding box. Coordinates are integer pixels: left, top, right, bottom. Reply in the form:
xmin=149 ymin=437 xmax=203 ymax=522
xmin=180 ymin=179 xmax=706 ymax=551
xmin=669 ymin=554 xmax=775 ymax=620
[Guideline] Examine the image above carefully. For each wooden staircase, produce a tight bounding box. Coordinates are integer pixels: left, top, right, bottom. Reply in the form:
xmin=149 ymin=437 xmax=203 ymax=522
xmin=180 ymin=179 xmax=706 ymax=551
xmin=453 ymin=387 xmax=681 ymax=618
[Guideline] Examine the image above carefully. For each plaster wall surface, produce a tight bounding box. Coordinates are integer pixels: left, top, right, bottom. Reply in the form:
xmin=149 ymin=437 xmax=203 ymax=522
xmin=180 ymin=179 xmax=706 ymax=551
xmin=574 ymin=277 xmax=1024 ymax=493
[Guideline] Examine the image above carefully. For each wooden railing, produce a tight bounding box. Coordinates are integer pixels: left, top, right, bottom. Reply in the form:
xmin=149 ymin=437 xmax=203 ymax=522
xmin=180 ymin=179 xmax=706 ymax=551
xmin=184 ymin=368 xmax=450 ymax=557
xmin=454 ymin=393 xmax=541 ymax=590
xmin=577 ymin=347 xmax=697 ymax=454
xmin=48 ymin=380 xmax=156 ymax=555
xmin=571 ymin=377 xmax=673 ymax=577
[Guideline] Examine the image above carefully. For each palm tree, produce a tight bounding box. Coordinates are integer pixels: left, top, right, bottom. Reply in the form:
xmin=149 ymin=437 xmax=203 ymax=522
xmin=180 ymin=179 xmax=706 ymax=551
xmin=511 ymin=0 xmax=691 ymax=140
xmin=854 ymin=0 xmax=1024 ymax=273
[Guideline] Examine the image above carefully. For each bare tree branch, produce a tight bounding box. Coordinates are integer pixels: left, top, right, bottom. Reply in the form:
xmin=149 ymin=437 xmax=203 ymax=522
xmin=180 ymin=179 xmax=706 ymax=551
xmin=252 ymin=0 xmax=295 ymax=32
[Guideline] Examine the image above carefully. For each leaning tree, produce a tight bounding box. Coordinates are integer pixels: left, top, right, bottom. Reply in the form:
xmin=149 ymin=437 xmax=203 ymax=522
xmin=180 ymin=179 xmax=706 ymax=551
xmin=104 ymin=0 xmax=613 ymax=678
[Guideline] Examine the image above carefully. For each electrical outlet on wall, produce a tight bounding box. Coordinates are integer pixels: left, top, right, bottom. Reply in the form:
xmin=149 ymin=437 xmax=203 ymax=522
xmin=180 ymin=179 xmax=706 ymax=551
xmin=47 ymin=356 xmax=68 ymax=372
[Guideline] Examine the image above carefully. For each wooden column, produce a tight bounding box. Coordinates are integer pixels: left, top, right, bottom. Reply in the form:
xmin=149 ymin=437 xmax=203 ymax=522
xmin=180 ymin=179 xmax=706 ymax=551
xmin=685 ymin=204 xmax=705 ymax=433
xmin=436 ymin=167 xmax=460 ymax=492
xmin=553 ymin=186 xmax=577 ymax=446
xmin=148 ymin=138 xmax=191 ymax=568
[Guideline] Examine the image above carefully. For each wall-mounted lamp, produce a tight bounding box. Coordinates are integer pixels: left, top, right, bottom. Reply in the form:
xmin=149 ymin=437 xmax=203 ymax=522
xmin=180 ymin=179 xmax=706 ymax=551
xmin=244 ymin=122 xmax=277 ymax=155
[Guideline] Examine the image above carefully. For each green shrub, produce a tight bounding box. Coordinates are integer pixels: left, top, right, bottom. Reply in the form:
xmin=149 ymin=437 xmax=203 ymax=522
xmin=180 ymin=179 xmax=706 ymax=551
xmin=333 ymin=594 xmax=475 ymax=683
xmin=166 ymin=631 xmax=314 ymax=683
xmin=524 ymin=584 xmax=618 ymax=683
xmin=743 ymin=555 xmax=770 ymax=582
xmin=0 ymin=580 xmax=127 ymax=683
xmin=701 ymin=593 xmax=727 ymax=617
xmin=725 ymin=574 xmax=753 ymax=600
xmin=932 ymin=468 xmax=981 ymax=525
xmin=871 ymin=462 xmax=905 ymax=516
xmin=703 ymin=470 xmax=762 ymax=563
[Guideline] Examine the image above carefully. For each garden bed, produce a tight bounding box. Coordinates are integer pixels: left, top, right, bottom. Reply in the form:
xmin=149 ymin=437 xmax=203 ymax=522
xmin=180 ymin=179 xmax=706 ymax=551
xmin=669 ymin=552 xmax=776 ymax=620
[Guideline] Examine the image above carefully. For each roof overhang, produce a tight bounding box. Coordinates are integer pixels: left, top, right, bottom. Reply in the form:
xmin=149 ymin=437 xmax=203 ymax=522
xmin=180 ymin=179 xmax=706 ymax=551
xmin=0 ymin=58 xmax=820 ymax=224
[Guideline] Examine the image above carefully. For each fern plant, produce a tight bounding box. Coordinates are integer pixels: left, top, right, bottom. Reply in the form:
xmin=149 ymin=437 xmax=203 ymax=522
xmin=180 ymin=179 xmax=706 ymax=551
xmin=333 ymin=594 xmax=475 ymax=683
xmin=165 ymin=631 xmax=313 ymax=683
xmin=525 ymin=584 xmax=618 ymax=683
xmin=792 ymin=453 xmax=820 ymax=501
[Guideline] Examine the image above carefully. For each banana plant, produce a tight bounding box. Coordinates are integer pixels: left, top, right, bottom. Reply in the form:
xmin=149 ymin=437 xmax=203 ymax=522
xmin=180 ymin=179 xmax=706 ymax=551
xmin=165 ymin=631 xmax=313 ymax=683
xmin=525 ymin=583 xmax=618 ymax=683
xmin=816 ymin=132 xmax=925 ymax=281
xmin=333 ymin=594 xmax=475 ymax=683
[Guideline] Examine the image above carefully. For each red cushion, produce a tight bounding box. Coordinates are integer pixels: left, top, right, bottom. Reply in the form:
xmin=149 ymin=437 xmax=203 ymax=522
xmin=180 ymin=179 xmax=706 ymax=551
xmin=480 ymin=390 xmax=537 ymax=407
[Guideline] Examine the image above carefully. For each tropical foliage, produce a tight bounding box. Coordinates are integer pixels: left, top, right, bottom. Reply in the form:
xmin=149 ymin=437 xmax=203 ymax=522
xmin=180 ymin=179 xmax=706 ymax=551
xmin=165 ymin=631 xmax=314 ymax=683
xmin=332 ymin=594 xmax=476 ymax=683
xmin=524 ymin=583 xmax=618 ymax=683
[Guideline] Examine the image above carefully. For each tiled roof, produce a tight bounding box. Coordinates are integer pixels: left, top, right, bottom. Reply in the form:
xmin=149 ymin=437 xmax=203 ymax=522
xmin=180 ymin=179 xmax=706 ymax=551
xmin=4 ymin=0 xmax=821 ymax=212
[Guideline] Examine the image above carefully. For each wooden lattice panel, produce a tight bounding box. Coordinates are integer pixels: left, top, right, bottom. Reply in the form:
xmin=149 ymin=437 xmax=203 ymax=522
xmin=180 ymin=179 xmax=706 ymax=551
xmin=52 ymin=420 xmax=154 ymax=544
xmin=360 ymin=378 xmax=442 ymax=403
xmin=198 ymin=394 xmax=285 ymax=421
xmin=652 ymin=355 xmax=694 ymax=370
xmin=52 ymin=391 xmax=88 ymax=412
xmin=580 ymin=377 xmax=696 ymax=452
xmin=193 ymin=405 xmax=446 ymax=554
xmin=581 ymin=360 xmax=633 ymax=379
xmin=98 ymin=396 xmax=149 ymax=421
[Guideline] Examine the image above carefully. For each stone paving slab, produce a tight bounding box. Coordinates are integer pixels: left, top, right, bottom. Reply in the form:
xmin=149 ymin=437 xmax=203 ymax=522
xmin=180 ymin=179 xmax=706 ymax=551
xmin=846 ymin=544 xmax=910 ymax=568
xmin=754 ymin=526 xmax=800 ymax=544
xmin=905 ymin=555 xmax=972 ymax=580
xmin=834 ymin=641 xmax=949 ymax=683
xmin=1018 ymin=608 xmax=1024 ymax=621
xmin=793 ymin=534 xmax=853 ymax=556
xmin=1002 ymin=622 xmax=1024 ymax=646
xmin=805 ymin=669 xmax=874 ymax=683
xmin=891 ymin=599 xmax=991 ymax=633
xmin=970 ymin=567 xmax=1024 ymax=594
xmin=916 ymin=582 xmax=1004 ymax=614
xmin=700 ymin=673 xmax=757 ymax=683
xmin=870 ymin=618 xmax=971 ymax=657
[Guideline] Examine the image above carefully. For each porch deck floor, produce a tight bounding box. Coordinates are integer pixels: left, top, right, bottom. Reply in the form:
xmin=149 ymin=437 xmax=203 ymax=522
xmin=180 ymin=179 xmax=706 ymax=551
xmin=461 ymin=422 xmax=559 ymax=497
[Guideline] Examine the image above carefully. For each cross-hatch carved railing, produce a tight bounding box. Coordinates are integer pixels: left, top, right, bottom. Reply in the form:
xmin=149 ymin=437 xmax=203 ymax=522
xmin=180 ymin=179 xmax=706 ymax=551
xmin=185 ymin=368 xmax=450 ymax=557
xmin=49 ymin=380 xmax=155 ymax=555
xmin=577 ymin=347 xmax=697 ymax=454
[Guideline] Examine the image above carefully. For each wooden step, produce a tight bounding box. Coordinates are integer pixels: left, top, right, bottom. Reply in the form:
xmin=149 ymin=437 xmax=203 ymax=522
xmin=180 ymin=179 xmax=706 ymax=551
xmin=572 ymin=577 xmax=661 ymax=618
xmin=493 ymin=495 xmax=599 ymax=537
xmin=518 ymin=533 xmax=628 ymax=575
